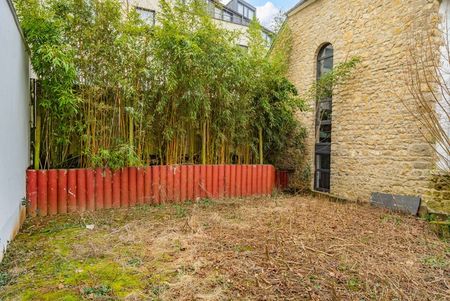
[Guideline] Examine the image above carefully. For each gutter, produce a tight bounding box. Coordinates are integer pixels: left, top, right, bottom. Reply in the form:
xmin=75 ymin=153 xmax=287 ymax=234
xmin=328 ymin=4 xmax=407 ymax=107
xmin=287 ymin=0 xmax=318 ymax=16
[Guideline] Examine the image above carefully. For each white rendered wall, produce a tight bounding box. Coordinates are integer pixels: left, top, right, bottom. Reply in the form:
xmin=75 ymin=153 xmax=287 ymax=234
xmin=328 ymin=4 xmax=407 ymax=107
xmin=438 ymin=0 xmax=450 ymax=171
xmin=0 ymin=0 xmax=30 ymax=261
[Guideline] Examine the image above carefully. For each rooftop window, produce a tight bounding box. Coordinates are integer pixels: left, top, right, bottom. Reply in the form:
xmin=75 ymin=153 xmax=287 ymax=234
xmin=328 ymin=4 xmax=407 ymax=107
xmin=237 ymin=1 xmax=255 ymax=19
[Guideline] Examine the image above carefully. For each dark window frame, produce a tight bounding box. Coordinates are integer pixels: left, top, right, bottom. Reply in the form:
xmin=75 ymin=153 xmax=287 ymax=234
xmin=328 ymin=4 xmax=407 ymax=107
xmin=135 ymin=6 xmax=156 ymax=26
xmin=314 ymin=43 xmax=334 ymax=192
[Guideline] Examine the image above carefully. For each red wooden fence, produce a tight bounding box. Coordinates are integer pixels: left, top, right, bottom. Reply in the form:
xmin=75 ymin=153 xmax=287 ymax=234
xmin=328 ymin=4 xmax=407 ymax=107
xmin=26 ymin=165 xmax=276 ymax=217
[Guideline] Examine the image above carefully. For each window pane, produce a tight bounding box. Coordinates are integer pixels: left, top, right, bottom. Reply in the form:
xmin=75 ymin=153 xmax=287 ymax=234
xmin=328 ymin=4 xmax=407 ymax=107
xmin=214 ymin=7 xmax=222 ymax=19
xmin=315 ymin=170 xmax=330 ymax=190
xmin=223 ymin=11 xmax=232 ymax=21
xmin=238 ymin=3 xmax=244 ymax=15
xmin=319 ymin=124 xmax=332 ymax=143
xmin=316 ymin=154 xmax=330 ymax=170
xmin=319 ymin=100 xmax=332 ymax=121
xmin=317 ymin=44 xmax=334 ymax=79
xmin=136 ymin=8 xmax=155 ymax=25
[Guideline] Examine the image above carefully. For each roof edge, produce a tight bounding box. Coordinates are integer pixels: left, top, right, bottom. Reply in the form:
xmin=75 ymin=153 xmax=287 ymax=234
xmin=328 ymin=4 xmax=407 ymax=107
xmin=6 ymin=0 xmax=30 ymax=54
xmin=287 ymin=0 xmax=317 ymax=16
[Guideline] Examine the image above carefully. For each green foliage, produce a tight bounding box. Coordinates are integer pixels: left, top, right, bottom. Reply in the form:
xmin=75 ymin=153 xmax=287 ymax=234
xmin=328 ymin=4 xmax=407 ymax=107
xmin=82 ymin=284 xmax=113 ymax=297
xmin=302 ymin=57 xmax=361 ymax=104
xmin=90 ymin=144 xmax=141 ymax=170
xmin=16 ymin=0 xmax=306 ymax=169
xmin=0 ymin=272 xmax=10 ymax=287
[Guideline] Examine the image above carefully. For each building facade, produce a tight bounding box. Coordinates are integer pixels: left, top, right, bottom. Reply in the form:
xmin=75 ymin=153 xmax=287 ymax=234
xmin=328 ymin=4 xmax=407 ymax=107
xmin=124 ymin=0 xmax=272 ymax=46
xmin=0 ymin=0 xmax=30 ymax=261
xmin=285 ymin=0 xmax=449 ymax=212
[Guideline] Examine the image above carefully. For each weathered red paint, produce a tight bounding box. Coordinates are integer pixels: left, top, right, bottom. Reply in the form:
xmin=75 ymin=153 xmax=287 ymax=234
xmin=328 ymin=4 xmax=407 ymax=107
xmin=95 ymin=168 xmax=104 ymax=210
xmin=209 ymin=165 xmax=216 ymax=198
xmin=129 ymin=167 xmax=137 ymax=207
xmin=57 ymin=170 xmax=68 ymax=214
xmin=121 ymin=168 xmax=129 ymax=208
xmin=76 ymin=169 xmax=86 ymax=212
xmin=137 ymin=168 xmax=144 ymax=205
xmin=200 ymin=165 xmax=207 ymax=199
xmin=181 ymin=165 xmax=188 ymax=202
xmin=230 ymin=165 xmax=236 ymax=197
xmin=27 ymin=165 xmax=277 ymax=216
xmin=144 ymin=167 xmax=152 ymax=204
xmin=48 ymin=170 xmax=58 ymax=215
xmin=257 ymin=165 xmax=263 ymax=195
xmin=37 ymin=170 xmax=48 ymax=216
xmin=160 ymin=166 xmax=167 ymax=203
xmin=167 ymin=166 xmax=174 ymax=202
xmin=104 ymin=169 xmax=112 ymax=209
xmin=67 ymin=169 xmax=77 ymax=213
xmin=153 ymin=166 xmax=160 ymax=204
xmin=26 ymin=170 xmax=37 ymax=217
xmin=86 ymin=169 xmax=95 ymax=211
xmin=218 ymin=165 xmax=225 ymax=198
xmin=241 ymin=166 xmax=248 ymax=197
xmin=246 ymin=166 xmax=251 ymax=196
xmin=252 ymin=165 xmax=258 ymax=196
xmin=271 ymin=166 xmax=276 ymax=194
xmin=212 ymin=165 xmax=219 ymax=199
xmin=173 ymin=166 xmax=181 ymax=202
xmin=262 ymin=166 xmax=268 ymax=195
xmin=187 ymin=165 xmax=195 ymax=200
xmin=112 ymin=169 xmax=121 ymax=208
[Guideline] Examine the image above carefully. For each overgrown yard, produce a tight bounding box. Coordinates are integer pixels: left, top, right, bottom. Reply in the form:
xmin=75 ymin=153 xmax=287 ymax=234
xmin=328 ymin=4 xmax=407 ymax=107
xmin=0 ymin=196 xmax=448 ymax=300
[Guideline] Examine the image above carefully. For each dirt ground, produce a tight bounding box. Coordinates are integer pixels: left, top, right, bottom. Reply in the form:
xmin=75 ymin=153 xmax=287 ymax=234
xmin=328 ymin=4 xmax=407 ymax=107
xmin=0 ymin=195 xmax=448 ymax=301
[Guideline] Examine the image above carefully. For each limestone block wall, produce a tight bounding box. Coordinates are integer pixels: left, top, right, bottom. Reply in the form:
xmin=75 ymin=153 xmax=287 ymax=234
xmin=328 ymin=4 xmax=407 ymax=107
xmin=286 ymin=0 xmax=440 ymax=202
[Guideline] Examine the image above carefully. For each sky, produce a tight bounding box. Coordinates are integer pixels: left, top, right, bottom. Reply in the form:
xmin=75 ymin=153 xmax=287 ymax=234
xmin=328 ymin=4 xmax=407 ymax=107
xmin=221 ymin=0 xmax=300 ymax=29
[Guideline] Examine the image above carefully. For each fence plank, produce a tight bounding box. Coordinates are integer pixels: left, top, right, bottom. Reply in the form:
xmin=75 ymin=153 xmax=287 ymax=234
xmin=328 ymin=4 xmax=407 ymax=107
xmin=26 ymin=170 xmax=37 ymax=217
xmin=67 ymin=169 xmax=77 ymax=213
xmin=37 ymin=170 xmax=48 ymax=216
xmin=152 ymin=166 xmax=160 ymax=204
xmin=144 ymin=167 xmax=152 ymax=204
xmin=137 ymin=167 xmax=144 ymax=205
xmin=120 ymin=168 xmax=129 ymax=208
xmin=95 ymin=168 xmax=104 ymax=210
xmin=129 ymin=167 xmax=137 ymax=207
xmin=86 ymin=169 xmax=95 ymax=212
xmin=112 ymin=169 xmax=121 ymax=208
xmin=57 ymin=170 xmax=67 ymax=214
xmin=104 ymin=169 xmax=112 ymax=209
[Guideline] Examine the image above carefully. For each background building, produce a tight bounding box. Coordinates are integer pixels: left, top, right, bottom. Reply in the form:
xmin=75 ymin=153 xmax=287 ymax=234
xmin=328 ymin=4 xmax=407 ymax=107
xmin=125 ymin=0 xmax=272 ymax=47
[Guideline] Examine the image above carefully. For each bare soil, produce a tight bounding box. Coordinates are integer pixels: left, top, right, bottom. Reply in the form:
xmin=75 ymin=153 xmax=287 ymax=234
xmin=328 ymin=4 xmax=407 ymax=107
xmin=0 ymin=195 xmax=448 ymax=300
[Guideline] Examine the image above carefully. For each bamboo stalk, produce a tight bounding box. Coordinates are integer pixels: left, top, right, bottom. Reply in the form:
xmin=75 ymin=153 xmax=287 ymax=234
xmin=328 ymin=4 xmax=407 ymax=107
xmin=34 ymin=114 xmax=41 ymax=170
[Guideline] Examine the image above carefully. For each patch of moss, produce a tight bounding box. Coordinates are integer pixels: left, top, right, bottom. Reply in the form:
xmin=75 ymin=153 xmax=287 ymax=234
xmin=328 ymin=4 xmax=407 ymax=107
xmin=21 ymin=290 xmax=80 ymax=301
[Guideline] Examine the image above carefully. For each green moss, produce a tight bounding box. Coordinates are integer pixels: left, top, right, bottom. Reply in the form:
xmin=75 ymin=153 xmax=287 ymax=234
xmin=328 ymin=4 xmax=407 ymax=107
xmin=22 ymin=290 xmax=80 ymax=301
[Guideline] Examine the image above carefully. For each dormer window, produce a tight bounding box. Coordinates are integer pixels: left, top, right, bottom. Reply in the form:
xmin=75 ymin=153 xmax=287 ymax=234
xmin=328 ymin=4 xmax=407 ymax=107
xmin=237 ymin=1 xmax=255 ymax=19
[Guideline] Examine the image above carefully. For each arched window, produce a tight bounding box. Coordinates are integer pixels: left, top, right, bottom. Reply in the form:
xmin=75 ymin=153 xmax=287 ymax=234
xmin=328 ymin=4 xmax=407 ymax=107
xmin=314 ymin=44 xmax=333 ymax=192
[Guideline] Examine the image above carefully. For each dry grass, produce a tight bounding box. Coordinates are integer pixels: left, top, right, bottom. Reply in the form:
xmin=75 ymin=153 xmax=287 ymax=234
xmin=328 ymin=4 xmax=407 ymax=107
xmin=0 ymin=195 xmax=449 ymax=300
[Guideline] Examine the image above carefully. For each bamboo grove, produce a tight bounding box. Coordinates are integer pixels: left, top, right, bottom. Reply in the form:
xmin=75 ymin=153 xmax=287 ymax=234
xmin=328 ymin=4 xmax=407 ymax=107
xmin=15 ymin=0 xmax=306 ymax=169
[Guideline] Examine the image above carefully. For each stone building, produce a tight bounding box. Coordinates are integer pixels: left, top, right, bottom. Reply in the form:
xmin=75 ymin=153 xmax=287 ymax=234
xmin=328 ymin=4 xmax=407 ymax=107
xmin=285 ymin=0 xmax=449 ymax=213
